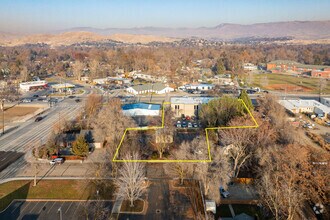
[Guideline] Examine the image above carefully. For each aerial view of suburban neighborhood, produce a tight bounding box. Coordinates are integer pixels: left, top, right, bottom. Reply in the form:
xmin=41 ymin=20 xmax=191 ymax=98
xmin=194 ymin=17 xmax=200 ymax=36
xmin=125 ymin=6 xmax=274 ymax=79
xmin=0 ymin=1 xmax=329 ymax=220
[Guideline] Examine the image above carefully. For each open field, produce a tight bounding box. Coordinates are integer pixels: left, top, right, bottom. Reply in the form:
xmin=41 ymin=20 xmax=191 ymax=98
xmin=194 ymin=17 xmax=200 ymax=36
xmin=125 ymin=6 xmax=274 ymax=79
xmin=0 ymin=106 xmax=40 ymax=125
xmin=251 ymin=73 xmax=330 ymax=94
xmin=0 ymin=180 xmax=114 ymax=211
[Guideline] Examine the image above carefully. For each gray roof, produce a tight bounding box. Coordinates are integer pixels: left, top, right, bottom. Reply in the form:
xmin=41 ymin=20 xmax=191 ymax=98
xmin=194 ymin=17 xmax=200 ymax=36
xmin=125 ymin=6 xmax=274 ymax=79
xmin=171 ymin=96 xmax=215 ymax=105
xmin=131 ymin=83 xmax=168 ymax=92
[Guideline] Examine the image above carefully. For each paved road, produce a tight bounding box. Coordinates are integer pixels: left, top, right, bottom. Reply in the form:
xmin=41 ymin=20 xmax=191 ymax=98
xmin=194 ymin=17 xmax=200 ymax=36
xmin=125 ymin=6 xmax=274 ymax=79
xmin=0 ymin=200 xmax=113 ymax=220
xmin=0 ymin=98 xmax=82 ymax=152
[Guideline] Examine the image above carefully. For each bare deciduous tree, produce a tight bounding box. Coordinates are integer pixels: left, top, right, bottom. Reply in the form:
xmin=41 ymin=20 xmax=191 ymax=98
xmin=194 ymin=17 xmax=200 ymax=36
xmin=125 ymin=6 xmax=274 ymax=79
xmin=114 ymin=152 xmax=147 ymax=207
xmin=218 ymin=117 xmax=254 ymax=178
xmin=257 ymin=144 xmax=328 ymax=220
xmin=20 ymin=66 xmax=28 ymax=82
xmin=163 ymin=139 xmax=200 ymax=185
xmin=72 ymin=61 xmax=84 ymax=81
xmin=85 ymin=94 xmax=102 ymax=128
xmin=195 ymin=147 xmax=231 ymax=203
xmin=92 ymin=98 xmax=135 ymax=147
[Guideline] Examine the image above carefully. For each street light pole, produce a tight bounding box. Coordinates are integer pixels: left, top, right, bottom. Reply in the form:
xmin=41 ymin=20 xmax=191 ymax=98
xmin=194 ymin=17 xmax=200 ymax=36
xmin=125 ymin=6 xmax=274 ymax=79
xmin=58 ymin=207 xmax=62 ymax=220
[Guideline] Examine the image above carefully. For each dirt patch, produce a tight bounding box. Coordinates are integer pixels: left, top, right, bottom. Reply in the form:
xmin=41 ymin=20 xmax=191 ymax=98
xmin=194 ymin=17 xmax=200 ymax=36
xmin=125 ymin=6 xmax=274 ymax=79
xmin=0 ymin=106 xmax=40 ymax=123
xmin=266 ymin=84 xmax=313 ymax=92
xmin=120 ymin=199 xmax=145 ymax=213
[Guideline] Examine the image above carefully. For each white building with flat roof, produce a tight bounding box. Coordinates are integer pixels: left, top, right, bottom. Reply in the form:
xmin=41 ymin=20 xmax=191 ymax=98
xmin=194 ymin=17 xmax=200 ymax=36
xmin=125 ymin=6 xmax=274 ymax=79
xmin=278 ymin=99 xmax=330 ymax=117
xmin=243 ymin=63 xmax=258 ymax=71
xmin=171 ymin=96 xmax=215 ymax=117
xmin=51 ymin=83 xmax=75 ymax=91
xmin=19 ymin=80 xmax=48 ymax=92
xmin=126 ymin=83 xmax=174 ymax=95
xmin=321 ymin=97 xmax=330 ymax=107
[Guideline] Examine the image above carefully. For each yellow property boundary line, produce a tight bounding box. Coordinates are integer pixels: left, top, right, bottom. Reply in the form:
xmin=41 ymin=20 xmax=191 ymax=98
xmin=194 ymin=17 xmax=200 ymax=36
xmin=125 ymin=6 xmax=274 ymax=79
xmin=112 ymin=99 xmax=259 ymax=163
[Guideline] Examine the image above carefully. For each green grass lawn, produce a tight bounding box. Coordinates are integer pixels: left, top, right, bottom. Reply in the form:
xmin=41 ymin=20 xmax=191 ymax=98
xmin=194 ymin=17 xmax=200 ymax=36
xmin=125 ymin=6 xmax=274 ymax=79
xmin=0 ymin=180 xmax=114 ymax=212
xmin=250 ymin=73 xmax=330 ymax=94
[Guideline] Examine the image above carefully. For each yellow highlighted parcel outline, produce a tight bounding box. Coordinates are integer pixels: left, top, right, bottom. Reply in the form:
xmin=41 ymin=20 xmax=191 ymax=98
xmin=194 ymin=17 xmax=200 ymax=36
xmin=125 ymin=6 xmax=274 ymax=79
xmin=112 ymin=99 xmax=259 ymax=163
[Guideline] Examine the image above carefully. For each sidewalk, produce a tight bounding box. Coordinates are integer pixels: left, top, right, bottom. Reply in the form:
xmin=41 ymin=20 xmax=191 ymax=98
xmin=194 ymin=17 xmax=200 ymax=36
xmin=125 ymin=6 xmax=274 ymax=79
xmin=109 ymin=198 xmax=123 ymax=220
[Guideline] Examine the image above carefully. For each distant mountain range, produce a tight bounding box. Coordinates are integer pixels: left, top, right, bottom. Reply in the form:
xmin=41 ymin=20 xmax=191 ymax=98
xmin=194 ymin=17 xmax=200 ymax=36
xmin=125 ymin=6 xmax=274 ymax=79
xmin=0 ymin=20 xmax=329 ymax=46
xmin=57 ymin=20 xmax=330 ymax=40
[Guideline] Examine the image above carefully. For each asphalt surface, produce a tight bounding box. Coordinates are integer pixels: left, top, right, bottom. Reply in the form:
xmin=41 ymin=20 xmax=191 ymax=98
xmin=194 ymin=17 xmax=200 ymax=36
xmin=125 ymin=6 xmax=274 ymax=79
xmin=0 ymin=151 xmax=24 ymax=172
xmin=0 ymin=97 xmax=84 ymax=180
xmin=0 ymin=200 xmax=113 ymax=220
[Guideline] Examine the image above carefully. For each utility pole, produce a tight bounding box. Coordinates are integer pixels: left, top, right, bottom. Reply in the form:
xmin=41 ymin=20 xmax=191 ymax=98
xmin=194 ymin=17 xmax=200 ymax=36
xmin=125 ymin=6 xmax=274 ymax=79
xmin=1 ymin=99 xmax=4 ymax=135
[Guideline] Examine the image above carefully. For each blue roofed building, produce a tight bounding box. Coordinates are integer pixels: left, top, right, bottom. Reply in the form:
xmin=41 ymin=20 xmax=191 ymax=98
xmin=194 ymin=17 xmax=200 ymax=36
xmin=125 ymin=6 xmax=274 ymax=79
xmin=122 ymin=102 xmax=161 ymax=116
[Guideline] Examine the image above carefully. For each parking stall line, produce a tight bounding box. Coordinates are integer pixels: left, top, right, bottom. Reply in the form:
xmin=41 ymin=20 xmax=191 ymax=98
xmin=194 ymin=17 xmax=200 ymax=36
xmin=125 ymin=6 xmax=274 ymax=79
xmin=19 ymin=202 xmax=31 ymax=213
xmin=65 ymin=201 xmax=73 ymax=214
xmin=29 ymin=201 xmax=40 ymax=213
xmin=10 ymin=201 xmax=24 ymax=214
xmin=72 ymin=201 xmax=82 ymax=216
xmin=47 ymin=202 xmax=56 ymax=214
xmin=38 ymin=201 xmax=48 ymax=213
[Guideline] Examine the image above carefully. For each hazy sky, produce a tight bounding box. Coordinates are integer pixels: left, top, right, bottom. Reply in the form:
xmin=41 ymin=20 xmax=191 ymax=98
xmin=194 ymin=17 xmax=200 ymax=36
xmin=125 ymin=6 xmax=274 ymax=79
xmin=0 ymin=0 xmax=329 ymax=33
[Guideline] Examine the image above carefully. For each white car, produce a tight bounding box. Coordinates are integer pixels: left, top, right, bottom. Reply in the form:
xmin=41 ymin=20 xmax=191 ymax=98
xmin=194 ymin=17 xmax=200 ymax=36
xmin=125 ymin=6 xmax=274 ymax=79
xmin=22 ymin=99 xmax=32 ymax=103
xmin=50 ymin=158 xmax=64 ymax=165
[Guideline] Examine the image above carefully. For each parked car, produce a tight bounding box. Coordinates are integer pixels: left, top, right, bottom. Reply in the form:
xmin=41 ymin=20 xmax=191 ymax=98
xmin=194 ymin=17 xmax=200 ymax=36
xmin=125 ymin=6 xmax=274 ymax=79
xmin=176 ymin=121 xmax=182 ymax=128
xmin=33 ymin=94 xmax=39 ymax=98
xmin=35 ymin=116 xmax=43 ymax=122
xmin=68 ymin=95 xmax=76 ymax=99
xmin=220 ymin=186 xmax=230 ymax=198
xmin=75 ymin=99 xmax=81 ymax=103
xmin=182 ymin=121 xmax=187 ymax=128
xmin=50 ymin=158 xmax=64 ymax=165
xmin=193 ymin=122 xmax=199 ymax=128
xmin=188 ymin=122 xmax=193 ymax=128
xmin=186 ymin=116 xmax=191 ymax=121
xmin=22 ymin=99 xmax=32 ymax=103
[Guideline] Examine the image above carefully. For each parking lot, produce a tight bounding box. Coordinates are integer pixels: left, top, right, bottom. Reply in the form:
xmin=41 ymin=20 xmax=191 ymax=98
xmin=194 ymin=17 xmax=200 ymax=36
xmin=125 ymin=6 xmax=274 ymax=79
xmin=0 ymin=200 xmax=113 ymax=220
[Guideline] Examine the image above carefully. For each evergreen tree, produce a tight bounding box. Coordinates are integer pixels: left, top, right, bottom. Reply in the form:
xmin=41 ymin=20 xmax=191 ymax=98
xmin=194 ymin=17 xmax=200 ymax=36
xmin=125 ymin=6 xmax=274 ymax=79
xmin=72 ymin=135 xmax=89 ymax=157
xmin=239 ymin=90 xmax=254 ymax=111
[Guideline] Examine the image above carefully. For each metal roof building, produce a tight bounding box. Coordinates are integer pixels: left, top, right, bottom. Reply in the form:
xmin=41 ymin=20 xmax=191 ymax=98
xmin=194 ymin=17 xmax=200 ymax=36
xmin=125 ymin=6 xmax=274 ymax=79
xmin=126 ymin=83 xmax=174 ymax=95
xmin=122 ymin=102 xmax=161 ymax=116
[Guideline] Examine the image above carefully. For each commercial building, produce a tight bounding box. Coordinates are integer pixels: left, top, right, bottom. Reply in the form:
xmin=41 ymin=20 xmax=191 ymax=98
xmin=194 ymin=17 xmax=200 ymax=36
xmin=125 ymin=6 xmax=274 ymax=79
xmin=19 ymin=80 xmax=48 ymax=92
xmin=311 ymin=68 xmax=330 ymax=78
xmin=278 ymin=99 xmax=330 ymax=118
xmin=126 ymin=83 xmax=174 ymax=95
xmin=132 ymin=72 xmax=167 ymax=83
xmin=180 ymin=83 xmax=215 ymax=91
xmin=321 ymin=97 xmax=330 ymax=107
xmin=122 ymin=103 xmax=161 ymax=116
xmin=51 ymin=83 xmax=75 ymax=92
xmin=170 ymin=96 xmax=215 ymax=117
xmin=243 ymin=63 xmax=258 ymax=71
